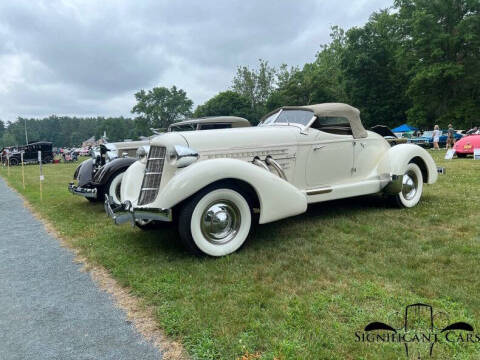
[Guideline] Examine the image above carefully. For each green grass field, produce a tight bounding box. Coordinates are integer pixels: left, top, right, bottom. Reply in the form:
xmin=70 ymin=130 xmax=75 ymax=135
xmin=1 ymin=152 xmax=479 ymax=359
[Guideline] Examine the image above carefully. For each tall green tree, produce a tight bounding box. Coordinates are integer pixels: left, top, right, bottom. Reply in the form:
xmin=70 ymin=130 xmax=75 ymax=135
xmin=395 ymin=0 xmax=480 ymax=128
xmin=193 ymin=91 xmax=253 ymax=121
xmin=266 ymin=63 xmax=337 ymax=111
xmin=132 ymin=85 xmax=193 ymax=129
xmin=0 ymin=116 xmax=147 ymax=148
xmin=341 ymin=10 xmax=410 ymax=128
xmin=266 ymin=27 xmax=347 ymax=112
xmin=1 ymin=132 xmax=16 ymax=147
xmin=232 ymin=59 xmax=276 ymax=120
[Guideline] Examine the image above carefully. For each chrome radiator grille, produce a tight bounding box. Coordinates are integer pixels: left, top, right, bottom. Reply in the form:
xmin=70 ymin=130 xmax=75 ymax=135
xmin=137 ymin=146 xmax=166 ymax=205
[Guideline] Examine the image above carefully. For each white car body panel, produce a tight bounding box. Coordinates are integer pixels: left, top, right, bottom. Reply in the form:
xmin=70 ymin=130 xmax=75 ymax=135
xmin=374 ymin=143 xmax=438 ymax=184
xmin=119 ymin=103 xmax=439 ymax=224
xmin=156 ymin=158 xmax=307 ymax=224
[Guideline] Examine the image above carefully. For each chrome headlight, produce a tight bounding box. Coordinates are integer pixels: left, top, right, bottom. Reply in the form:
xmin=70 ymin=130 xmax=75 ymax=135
xmin=136 ymin=145 xmax=149 ymax=159
xmin=169 ymin=145 xmax=199 ymax=168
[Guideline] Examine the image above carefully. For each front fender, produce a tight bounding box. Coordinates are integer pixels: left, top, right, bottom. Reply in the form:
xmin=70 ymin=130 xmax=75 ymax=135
xmin=92 ymin=157 xmax=136 ymax=186
xmin=375 ymin=144 xmax=438 ymax=185
xmin=155 ymin=158 xmax=308 ymax=224
xmin=77 ymin=159 xmax=94 ymax=187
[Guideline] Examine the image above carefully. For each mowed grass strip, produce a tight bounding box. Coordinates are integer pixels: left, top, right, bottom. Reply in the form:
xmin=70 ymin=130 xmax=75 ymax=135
xmin=1 ymin=152 xmax=479 ymax=360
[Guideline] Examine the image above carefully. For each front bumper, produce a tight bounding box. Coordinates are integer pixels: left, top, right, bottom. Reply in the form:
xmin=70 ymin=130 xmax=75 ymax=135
xmin=104 ymin=195 xmax=172 ymax=226
xmin=68 ymin=182 xmax=97 ymax=199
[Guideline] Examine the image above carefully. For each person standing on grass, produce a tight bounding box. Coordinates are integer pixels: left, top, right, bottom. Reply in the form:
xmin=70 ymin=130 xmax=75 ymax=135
xmin=446 ymin=124 xmax=456 ymax=149
xmin=432 ymin=124 xmax=441 ymax=150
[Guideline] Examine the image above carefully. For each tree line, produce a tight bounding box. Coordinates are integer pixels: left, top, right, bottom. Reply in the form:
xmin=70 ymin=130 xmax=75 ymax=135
xmin=1 ymin=0 xmax=479 ymax=148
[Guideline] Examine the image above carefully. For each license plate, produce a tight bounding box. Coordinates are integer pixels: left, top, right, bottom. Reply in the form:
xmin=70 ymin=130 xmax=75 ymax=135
xmin=464 ymin=144 xmax=472 ymax=149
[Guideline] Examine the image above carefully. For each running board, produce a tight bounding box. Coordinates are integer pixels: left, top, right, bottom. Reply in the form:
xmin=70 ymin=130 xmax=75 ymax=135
xmin=305 ymin=179 xmax=384 ymax=204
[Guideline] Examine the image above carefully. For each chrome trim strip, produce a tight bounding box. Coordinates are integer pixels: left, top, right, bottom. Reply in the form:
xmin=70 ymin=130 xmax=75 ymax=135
xmin=199 ymin=138 xmax=355 ymax=153
xmin=306 ymin=187 xmax=333 ymax=195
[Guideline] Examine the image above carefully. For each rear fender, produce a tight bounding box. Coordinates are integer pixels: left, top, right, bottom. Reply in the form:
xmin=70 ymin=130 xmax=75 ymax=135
xmin=375 ymin=144 xmax=438 ymax=187
xmin=154 ymin=158 xmax=307 ymax=224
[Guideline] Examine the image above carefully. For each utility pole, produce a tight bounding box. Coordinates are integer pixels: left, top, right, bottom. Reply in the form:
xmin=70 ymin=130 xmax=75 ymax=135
xmin=24 ymin=118 xmax=28 ymax=144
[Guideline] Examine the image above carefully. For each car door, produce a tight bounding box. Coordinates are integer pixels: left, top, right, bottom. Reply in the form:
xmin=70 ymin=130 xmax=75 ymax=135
xmin=352 ymin=133 xmax=391 ymax=181
xmin=305 ymin=117 xmax=355 ymax=188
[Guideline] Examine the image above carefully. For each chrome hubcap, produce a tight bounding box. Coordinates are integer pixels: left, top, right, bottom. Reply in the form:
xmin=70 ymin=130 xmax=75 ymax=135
xmin=402 ymin=171 xmax=418 ymax=200
xmin=201 ymin=201 xmax=241 ymax=245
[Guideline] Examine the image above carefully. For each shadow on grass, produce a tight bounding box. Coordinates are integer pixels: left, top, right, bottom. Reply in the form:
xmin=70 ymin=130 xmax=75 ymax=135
xmin=76 ymin=192 xmax=412 ymax=260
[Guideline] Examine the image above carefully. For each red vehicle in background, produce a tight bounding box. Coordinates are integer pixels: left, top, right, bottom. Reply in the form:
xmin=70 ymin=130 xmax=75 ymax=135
xmin=454 ymin=134 xmax=480 ymax=157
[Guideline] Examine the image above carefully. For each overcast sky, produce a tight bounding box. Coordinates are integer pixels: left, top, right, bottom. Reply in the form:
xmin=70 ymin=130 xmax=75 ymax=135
xmin=0 ymin=0 xmax=392 ymax=121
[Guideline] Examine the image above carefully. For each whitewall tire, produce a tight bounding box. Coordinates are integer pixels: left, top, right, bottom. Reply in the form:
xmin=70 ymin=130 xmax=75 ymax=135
xmin=393 ymin=163 xmax=423 ymax=208
xmin=107 ymin=172 xmax=124 ymax=205
xmin=178 ymin=186 xmax=252 ymax=256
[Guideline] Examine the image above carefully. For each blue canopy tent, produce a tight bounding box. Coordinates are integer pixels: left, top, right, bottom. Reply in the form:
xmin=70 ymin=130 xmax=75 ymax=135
xmin=392 ymin=124 xmax=418 ymax=132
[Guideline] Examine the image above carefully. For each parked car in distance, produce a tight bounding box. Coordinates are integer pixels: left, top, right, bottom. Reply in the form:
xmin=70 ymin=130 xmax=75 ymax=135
xmin=69 ymin=141 xmax=147 ymax=203
xmin=453 ymin=134 xmax=480 ymax=157
xmin=70 ymin=116 xmax=251 ymax=204
xmin=167 ymin=116 xmax=250 ymax=132
xmin=1 ymin=141 xmax=53 ymax=165
xmin=370 ymin=125 xmax=408 ymax=146
xmin=106 ymin=103 xmax=442 ymax=257
xmin=409 ymin=130 xmax=463 ymax=148
xmin=78 ymin=147 xmax=91 ymax=156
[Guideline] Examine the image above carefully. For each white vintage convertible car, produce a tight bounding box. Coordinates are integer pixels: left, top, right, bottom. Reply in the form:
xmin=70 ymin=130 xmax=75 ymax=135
xmin=105 ymin=103 xmax=441 ymax=256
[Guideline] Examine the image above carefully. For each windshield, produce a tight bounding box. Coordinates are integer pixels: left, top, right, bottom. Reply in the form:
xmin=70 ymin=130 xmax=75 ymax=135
xmin=260 ymin=109 xmax=314 ymax=127
xmin=422 ymin=131 xmax=434 ymax=137
xmin=169 ymin=124 xmax=196 ymax=132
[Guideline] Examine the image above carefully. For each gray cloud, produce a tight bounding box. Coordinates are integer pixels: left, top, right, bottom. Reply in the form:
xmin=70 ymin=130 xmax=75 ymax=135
xmin=0 ymin=0 xmax=392 ymax=121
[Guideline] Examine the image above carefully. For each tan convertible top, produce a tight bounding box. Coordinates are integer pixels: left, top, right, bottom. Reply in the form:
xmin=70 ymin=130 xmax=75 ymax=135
xmin=262 ymin=103 xmax=368 ymax=139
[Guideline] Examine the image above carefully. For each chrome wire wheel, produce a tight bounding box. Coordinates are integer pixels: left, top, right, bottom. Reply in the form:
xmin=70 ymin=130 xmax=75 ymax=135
xmin=402 ymin=170 xmax=418 ymax=201
xmin=200 ymin=200 xmax=241 ymax=245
